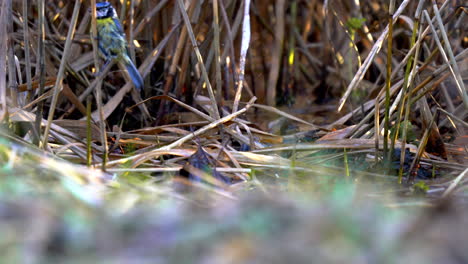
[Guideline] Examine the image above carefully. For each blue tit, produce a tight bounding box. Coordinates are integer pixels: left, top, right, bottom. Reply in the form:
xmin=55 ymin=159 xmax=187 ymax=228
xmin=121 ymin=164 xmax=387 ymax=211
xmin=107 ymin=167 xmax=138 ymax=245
xmin=95 ymin=2 xmax=143 ymax=91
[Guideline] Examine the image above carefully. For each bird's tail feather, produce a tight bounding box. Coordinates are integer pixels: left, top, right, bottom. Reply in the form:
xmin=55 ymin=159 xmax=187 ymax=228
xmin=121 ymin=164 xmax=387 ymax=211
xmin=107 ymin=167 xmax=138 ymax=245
xmin=124 ymin=60 xmax=144 ymax=91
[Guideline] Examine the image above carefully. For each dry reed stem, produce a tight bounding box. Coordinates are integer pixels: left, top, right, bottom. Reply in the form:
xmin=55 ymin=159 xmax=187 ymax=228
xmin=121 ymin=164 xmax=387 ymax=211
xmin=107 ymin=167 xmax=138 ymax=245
xmin=266 ymin=0 xmax=285 ymax=106
xmin=232 ymin=0 xmax=251 ymax=112
xmin=42 ymin=0 xmax=82 ymax=149
xmin=0 ymin=0 xmax=8 ymax=120
xmin=177 ymin=0 xmax=220 ymax=119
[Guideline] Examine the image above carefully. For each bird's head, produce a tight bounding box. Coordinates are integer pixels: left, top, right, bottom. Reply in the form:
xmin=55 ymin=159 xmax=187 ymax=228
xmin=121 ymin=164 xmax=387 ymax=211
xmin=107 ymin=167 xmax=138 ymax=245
xmin=95 ymin=2 xmax=116 ymax=19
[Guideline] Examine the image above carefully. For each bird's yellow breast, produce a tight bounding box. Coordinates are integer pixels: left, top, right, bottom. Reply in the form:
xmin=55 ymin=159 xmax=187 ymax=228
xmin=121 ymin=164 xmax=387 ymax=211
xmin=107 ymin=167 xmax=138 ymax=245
xmin=96 ymin=17 xmax=128 ymax=61
xmin=96 ymin=17 xmax=114 ymax=27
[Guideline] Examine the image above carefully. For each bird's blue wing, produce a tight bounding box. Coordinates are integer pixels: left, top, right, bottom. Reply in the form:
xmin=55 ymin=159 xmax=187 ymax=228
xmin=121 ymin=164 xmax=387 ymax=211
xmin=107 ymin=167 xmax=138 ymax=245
xmin=113 ymin=18 xmax=125 ymax=35
xmin=98 ymin=41 xmax=109 ymax=58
